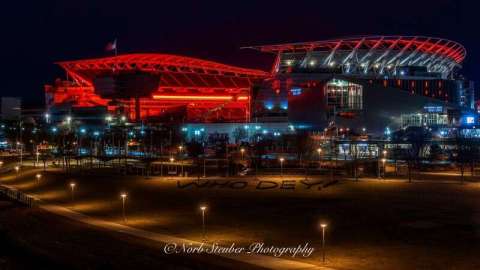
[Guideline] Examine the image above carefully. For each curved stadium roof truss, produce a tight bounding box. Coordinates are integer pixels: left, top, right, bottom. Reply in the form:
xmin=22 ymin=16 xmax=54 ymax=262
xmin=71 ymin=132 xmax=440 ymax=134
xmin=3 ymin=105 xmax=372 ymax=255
xmin=247 ymin=36 xmax=466 ymax=77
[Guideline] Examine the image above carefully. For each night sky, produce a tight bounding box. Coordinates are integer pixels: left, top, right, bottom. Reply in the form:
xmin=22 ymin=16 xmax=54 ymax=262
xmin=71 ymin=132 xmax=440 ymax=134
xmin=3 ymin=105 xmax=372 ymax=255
xmin=1 ymin=0 xmax=479 ymax=106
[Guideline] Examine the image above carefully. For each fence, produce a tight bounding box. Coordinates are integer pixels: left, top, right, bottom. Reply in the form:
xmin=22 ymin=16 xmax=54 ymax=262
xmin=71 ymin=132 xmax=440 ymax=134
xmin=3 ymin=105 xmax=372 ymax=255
xmin=0 ymin=185 xmax=37 ymax=207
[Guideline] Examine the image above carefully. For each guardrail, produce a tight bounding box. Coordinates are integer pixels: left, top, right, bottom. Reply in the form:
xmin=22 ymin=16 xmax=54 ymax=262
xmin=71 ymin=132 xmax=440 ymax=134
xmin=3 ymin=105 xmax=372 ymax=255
xmin=0 ymin=185 xmax=37 ymax=207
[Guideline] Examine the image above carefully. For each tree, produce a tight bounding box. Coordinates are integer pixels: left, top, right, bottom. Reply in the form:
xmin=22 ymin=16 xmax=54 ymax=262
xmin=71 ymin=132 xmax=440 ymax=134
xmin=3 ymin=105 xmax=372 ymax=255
xmin=453 ymin=134 xmax=479 ymax=184
xmin=392 ymin=127 xmax=432 ymax=182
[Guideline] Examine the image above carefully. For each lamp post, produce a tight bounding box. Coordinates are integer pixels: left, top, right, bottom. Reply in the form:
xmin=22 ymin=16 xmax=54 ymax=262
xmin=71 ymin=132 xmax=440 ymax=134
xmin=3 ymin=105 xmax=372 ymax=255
xmin=200 ymin=205 xmax=207 ymax=241
xmin=14 ymin=165 xmax=20 ymax=179
xmin=0 ymin=161 xmax=3 ymax=168
xmin=70 ymin=182 xmax=76 ymax=201
xmin=317 ymin=148 xmax=322 ymax=168
xmin=382 ymin=158 xmax=386 ymax=179
xmin=36 ymin=151 xmax=40 ymax=167
xmin=121 ymin=193 xmax=127 ymax=222
xmin=279 ymin=157 xmax=285 ymax=178
xmin=320 ymin=223 xmax=328 ymax=263
xmin=203 ymin=158 xmax=206 ymax=178
xmin=35 ymin=173 xmax=41 ymax=184
xmin=240 ymin=148 xmax=245 ymax=160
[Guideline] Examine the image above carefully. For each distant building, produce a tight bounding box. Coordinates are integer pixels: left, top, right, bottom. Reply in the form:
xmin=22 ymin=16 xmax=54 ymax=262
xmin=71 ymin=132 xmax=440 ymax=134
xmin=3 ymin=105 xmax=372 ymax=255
xmin=1 ymin=97 xmax=22 ymax=120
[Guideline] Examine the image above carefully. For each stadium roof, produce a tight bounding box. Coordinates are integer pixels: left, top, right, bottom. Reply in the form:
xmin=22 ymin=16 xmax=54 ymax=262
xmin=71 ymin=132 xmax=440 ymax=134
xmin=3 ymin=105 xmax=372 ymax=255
xmin=57 ymin=53 xmax=269 ymax=87
xmin=245 ymin=36 xmax=466 ymax=76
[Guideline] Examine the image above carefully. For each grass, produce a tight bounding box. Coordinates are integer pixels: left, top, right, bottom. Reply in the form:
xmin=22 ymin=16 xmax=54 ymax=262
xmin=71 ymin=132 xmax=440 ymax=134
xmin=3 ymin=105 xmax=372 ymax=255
xmin=3 ymin=167 xmax=480 ymax=269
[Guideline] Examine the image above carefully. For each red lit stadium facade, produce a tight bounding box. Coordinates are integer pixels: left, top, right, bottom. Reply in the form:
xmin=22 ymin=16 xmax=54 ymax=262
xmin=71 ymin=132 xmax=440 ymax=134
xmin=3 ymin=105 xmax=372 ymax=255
xmin=45 ymin=54 xmax=269 ymax=123
xmin=45 ymin=36 xmax=475 ymax=136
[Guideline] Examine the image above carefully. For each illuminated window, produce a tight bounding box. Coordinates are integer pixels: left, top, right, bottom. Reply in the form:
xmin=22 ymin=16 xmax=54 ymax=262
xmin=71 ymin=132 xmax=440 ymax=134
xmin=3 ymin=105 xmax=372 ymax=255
xmin=325 ymin=79 xmax=362 ymax=111
xmin=290 ymin=88 xmax=302 ymax=96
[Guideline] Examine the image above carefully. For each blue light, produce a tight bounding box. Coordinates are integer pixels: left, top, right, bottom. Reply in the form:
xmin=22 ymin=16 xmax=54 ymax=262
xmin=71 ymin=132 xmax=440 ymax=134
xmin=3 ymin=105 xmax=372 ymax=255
xmin=140 ymin=130 xmax=145 ymax=135
xmin=93 ymin=131 xmax=100 ymax=136
xmin=51 ymin=127 xmax=58 ymax=133
xmin=244 ymin=125 xmax=249 ymax=129
xmin=466 ymin=116 xmax=475 ymax=124
xmin=80 ymin=128 xmax=86 ymax=134
xmin=384 ymin=127 xmax=391 ymax=136
xmin=265 ymin=101 xmax=274 ymax=110
xmin=255 ymin=125 xmax=261 ymax=130
xmin=194 ymin=130 xmax=201 ymax=136
xmin=181 ymin=127 xmax=188 ymax=132
xmin=262 ymin=129 xmax=268 ymax=134
xmin=128 ymin=131 xmax=134 ymax=136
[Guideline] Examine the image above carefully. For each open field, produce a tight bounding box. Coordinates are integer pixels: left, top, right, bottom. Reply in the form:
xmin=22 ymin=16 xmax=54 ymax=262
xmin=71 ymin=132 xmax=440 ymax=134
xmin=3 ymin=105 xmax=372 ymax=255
xmin=3 ymin=167 xmax=480 ymax=269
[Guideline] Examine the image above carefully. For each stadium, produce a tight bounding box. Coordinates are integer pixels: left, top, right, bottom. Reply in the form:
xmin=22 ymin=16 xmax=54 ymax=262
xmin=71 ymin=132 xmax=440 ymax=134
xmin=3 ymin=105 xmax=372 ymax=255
xmin=249 ymin=36 xmax=475 ymax=135
xmin=45 ymin=54 xmax=268 ymax=123
xmin=45 ymin=36 xmax=476 ymax=137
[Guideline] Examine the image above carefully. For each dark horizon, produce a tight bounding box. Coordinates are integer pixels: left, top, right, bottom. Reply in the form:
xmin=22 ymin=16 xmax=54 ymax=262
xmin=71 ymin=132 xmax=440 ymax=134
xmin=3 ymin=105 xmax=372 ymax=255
xmin=2 ymin=0 xmax=479 ymax=106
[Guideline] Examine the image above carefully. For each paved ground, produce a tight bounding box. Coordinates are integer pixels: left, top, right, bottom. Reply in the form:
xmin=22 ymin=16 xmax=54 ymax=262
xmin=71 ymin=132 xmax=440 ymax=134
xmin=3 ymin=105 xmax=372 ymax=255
xmin=3 ymin=166 xmax=480 ymax=269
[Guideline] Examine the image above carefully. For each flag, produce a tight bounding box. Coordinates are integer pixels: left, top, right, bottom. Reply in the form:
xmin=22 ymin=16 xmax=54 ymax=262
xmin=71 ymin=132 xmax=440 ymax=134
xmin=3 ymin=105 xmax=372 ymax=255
xmin=105 ymin=39 xmax=117 ymax=51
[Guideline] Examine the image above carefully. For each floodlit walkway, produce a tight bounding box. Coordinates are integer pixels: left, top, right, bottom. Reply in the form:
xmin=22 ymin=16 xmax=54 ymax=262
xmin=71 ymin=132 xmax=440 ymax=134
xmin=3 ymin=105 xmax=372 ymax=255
xmin=0 ymin=168 xmax=331 ymax=270
xmin=36 ymin=203 xmax=332 ymax=270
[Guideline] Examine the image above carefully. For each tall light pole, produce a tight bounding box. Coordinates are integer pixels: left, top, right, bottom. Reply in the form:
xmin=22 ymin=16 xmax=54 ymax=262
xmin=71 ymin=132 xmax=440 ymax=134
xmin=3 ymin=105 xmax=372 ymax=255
xmin=279 ymin=157 xmax=285 ymax=177
xmin=35 ymin=173 xmax=42 ymax=184
xmin=240 ymin=148 xmax=245 ymax=160
xmin=381 ymin=150 xmax=387 ymax=179
xmin=17 ymin=142 xmax=23 ymax=166
xmin=121 ymin=193 xmax=127 ymax=222
xmin=203 ymin=158 xmax=206 ymax=178
xmin=70 ymin=182 xmax=76 ymax=201
xmin=14 ymin=165 xmax=20 ymax=179
xmin=44 ymin=112 xmax=50 ymax=124
xmin=320 ymin=223 xmax=328 ymax=263
xmin=317 ymin=148 xmax=322 ymax=169
xmin=200 ymin=205 xmax=207 ymax=242
xmin=382 ymin=158 xmax=386 ymax=179
xmin=36 ymin=151 xmax=40 ymax=167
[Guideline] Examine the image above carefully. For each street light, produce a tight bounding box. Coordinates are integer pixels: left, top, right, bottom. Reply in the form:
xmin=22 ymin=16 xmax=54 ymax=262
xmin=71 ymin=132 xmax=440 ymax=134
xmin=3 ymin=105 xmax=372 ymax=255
xmin=320 ymin=223 xmax=328 ymax=263
xmin=200 ymin=205 xmax=207 ymax=241
xmin=44 ymin=113 xmax=50 ymax=123
xmin=14 ymin=165 xmax=20 ymax=179
xmin=381 ymin=158 xmax=387 ymax=178
xmin=36 ymin=151 xmax=40 ymax=167
xmin=279 ymin=157 xmax=285 ymax=177
xmin=35 ymin=173 xmax=42 ymax=184
xmin=0 ymin=161 xmax=3 ymax=167
xmin=240 ymin=148 xmax=245 ymax=160
xmin=169 ymin=157 xmax=175 ymax=163
xmin=70 ymin=182 xmax=76 ymax=201
xmin=120 ymin=193 xmax=127 ymax=222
